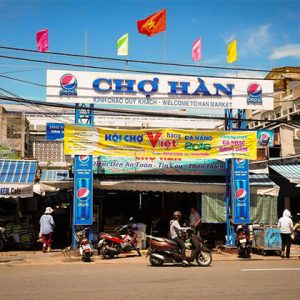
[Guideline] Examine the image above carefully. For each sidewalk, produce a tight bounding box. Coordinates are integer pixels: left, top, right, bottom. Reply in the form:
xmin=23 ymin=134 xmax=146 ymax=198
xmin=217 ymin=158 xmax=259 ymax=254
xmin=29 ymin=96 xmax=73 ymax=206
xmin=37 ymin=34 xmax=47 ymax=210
xmin=1 ymin=245 xmax=299 ymax=266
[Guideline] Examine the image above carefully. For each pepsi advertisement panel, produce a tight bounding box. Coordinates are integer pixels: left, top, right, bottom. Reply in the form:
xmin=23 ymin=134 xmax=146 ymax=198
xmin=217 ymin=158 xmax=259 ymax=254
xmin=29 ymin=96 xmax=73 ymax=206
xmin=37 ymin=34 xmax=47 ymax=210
xmin=231 ymin=159 xmax=250 ymax=224
xmin=257 ymin=130 xmax=274 ymax=148
xmin=73 ymin=155 xmax=93 ymax=225
xmin=46 ymin=123 xmax=65 ymax=141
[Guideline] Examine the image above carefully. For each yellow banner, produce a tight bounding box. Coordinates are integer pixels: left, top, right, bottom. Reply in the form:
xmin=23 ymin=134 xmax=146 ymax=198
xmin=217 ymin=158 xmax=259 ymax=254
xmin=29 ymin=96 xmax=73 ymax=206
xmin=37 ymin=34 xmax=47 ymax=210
xmin=64 ymin=125 xmax=257 ymax=160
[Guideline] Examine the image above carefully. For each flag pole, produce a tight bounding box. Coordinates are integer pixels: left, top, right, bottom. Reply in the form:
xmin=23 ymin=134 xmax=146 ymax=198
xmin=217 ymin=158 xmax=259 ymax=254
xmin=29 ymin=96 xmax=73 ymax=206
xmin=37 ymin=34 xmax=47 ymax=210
xmin=85 ymin=31 xmax=88 ymax=70
xmin=163 ymin=31 xmax=167 ymax=68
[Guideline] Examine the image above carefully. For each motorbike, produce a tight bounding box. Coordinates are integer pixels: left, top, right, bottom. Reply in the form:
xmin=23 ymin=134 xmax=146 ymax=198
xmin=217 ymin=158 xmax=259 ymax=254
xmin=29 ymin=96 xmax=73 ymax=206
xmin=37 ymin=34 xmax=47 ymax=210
xmin=146 ymin=228 xmax=212 ymax=267
xmin=236 ymin=224 xmax=251 ymax=258
xmin=97 ymin=217 xmax=142 ymax=259
xmin=0 ymin=227 xmax=8 ymax=252
xmin=292 ymin=213 xmax=300 ymax=245
xmin=75 ymin=227 xmax=94 ymax=262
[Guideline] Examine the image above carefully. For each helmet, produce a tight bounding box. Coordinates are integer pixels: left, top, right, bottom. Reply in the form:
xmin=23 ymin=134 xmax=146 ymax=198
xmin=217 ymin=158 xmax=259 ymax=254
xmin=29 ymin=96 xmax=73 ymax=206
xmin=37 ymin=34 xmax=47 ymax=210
xmin=237 ymin=225 xmax=243 ymax=230
xmin=173 ymin=211 xmax=182 ymax=219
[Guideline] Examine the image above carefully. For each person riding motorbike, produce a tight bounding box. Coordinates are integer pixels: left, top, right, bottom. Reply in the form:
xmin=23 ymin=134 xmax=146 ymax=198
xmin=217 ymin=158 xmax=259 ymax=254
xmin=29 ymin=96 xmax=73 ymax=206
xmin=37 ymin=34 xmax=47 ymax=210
xmin=170 ymin=211 xmax=191 ymax=266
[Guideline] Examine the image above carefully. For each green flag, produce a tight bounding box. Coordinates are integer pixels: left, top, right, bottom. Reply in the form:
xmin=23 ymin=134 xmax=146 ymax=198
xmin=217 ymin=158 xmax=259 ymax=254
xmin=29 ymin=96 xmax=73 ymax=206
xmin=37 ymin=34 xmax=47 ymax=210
xmin=117 ymin=33 xmax=128 ymax=56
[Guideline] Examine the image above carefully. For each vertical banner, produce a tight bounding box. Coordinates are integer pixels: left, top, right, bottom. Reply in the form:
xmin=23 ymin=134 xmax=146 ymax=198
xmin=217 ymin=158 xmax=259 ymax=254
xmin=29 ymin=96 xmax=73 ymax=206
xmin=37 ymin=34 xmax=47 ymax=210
xmin=73 ymin=155 xmax=93 ymax=225
xmin=231 ymin=159 xmax=250 ymax=224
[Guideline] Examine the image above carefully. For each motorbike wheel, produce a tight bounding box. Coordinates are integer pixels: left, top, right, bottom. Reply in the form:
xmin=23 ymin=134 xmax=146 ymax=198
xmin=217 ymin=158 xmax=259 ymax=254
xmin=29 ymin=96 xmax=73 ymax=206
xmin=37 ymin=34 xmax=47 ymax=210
xmin=0 ymin=239 xmax=5 ymax=252
xmin=149 ymin=256 xmax=164 ymax=266
xmin=83 ymin=253 xmax=91 ymax=262
xmin=100 ymin=247 xmax=114 ymax=259
xmin=196 ymin=251 xmax=212 ymax=267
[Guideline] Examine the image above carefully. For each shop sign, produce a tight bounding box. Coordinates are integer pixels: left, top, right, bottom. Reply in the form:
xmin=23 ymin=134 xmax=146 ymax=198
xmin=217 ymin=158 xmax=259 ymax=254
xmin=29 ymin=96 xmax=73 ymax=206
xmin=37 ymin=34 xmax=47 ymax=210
xmin=93 ymin=156 xmax=226 ymax=175
xmin=46 ymin=123 xmax=65 ymax=141
xmin=64 ymin=125 xmax=258 ymax=160
xmin=257 ymin=130 xmax=274 ymax=148
xmin=47 ymin=70 xmax=274 ymax=110
xmin=73 ymin=155 xmax=93 ymax=225
xmin=0 ymin=184 xmax=33 ymax=198
xmin=231 ymin=159 xmax=250 ymax=224
xmin=0 ymin=145 xmax=21 ymax=159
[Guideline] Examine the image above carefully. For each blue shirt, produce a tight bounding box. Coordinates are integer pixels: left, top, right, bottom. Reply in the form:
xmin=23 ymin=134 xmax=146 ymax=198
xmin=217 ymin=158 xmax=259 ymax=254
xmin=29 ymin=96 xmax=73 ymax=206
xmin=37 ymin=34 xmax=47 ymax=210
xmin=39 ymin=214 xmax=55 ymax=235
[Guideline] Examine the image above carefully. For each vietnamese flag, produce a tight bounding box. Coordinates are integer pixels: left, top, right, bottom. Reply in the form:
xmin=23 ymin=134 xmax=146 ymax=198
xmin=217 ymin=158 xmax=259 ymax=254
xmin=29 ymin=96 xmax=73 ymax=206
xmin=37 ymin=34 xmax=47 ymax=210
xmin=137 ymin=9 xmax=166 ymax=37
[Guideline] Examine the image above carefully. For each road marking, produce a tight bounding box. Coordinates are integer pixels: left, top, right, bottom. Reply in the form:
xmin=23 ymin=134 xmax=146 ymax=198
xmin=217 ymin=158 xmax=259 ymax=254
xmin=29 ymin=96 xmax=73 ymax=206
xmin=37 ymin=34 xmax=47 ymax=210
xmin=241 ymin=268 xmax=300 ymax=272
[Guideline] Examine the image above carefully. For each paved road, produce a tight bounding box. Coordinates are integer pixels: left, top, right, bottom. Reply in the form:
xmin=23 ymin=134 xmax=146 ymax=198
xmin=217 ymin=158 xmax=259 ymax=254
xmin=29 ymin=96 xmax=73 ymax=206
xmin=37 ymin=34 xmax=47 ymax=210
xmin=1 ymin=258 xmax=300 ymax=300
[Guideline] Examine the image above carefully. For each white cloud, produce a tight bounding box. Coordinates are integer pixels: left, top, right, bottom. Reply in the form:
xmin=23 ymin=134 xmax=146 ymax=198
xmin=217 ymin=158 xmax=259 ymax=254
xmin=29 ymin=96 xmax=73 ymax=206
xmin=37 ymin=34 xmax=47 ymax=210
xmin=246 ymin=24 xmax=270 ymax=54
xmin=218 ymin=70 xmax=266 ymax=79
xmin=269 ymin=44 xmax=300 ymax=60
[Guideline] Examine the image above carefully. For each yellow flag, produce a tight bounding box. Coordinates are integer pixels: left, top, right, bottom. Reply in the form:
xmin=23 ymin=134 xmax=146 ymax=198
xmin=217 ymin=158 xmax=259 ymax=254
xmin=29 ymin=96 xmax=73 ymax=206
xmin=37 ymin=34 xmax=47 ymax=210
xmin=227 ymin=39 xmax=237 ymax=64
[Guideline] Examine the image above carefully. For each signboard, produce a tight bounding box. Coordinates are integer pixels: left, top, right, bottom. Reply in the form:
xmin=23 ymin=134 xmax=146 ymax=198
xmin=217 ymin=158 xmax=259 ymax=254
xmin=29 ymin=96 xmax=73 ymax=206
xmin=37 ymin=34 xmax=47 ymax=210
xmin=64 ymin=125 xmax=258 ymax=160
xmin=231 ymin=159 xmax=250 ymax=224
xmin=0 ymin=184 xmax=34 ymax=198
xmin=0 ymin=145 xmax=21 ymax=159
xmin=257 ymin=130 xmax=274 ymax=148
xmin=93 ymin=156 xmax=226 ymax=175
xmin=73 ymin=155 xmax=93 ymax=225
xmin=46 ymin=123 xmax=65 ymax=141
xmin=47 ymin=70 xmax=274 ymax=110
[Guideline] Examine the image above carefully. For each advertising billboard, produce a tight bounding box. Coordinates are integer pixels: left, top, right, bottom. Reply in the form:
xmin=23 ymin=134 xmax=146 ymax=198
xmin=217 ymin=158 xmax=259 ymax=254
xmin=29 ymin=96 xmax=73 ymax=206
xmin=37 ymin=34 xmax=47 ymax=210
xmin=47 ymin=70 xmax=274 ymax=110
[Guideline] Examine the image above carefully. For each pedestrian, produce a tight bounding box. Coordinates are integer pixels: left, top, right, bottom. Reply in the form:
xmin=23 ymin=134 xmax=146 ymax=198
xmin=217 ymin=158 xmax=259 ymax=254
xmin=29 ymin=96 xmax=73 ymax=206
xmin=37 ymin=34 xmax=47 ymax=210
xmin=169 ymin=211 xmax=191 ymax=266
xmin=189 ymin=207 xmax=201 ymax=228
xmin=278 ymin=209 xmax=293 ymax=258
xmin=39 ymin=207 xmax=55 ymax=253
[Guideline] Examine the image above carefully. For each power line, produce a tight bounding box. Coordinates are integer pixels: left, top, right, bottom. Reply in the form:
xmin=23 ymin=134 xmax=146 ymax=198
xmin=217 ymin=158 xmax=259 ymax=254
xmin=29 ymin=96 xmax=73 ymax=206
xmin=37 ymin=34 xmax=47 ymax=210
xmin=1 ymin=45 xmax=299 ymax=75
xmin=1 ymin=94 xmax=300 ymax=126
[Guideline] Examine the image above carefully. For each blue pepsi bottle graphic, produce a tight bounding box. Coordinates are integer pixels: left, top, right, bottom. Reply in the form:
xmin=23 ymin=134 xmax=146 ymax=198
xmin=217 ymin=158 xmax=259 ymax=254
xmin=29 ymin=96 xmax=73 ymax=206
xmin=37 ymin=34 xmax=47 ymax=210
xmin=235 ymin=180 xmax=249 ymax=223
xmin=76 ymin=178 xmax=91 ymax=221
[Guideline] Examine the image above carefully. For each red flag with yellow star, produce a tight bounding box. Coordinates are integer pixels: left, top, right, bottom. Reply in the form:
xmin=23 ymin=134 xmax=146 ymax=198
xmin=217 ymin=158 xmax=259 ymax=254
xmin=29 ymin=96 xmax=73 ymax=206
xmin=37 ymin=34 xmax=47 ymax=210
xmin=137 ymin=9 xmax=166 ymax=37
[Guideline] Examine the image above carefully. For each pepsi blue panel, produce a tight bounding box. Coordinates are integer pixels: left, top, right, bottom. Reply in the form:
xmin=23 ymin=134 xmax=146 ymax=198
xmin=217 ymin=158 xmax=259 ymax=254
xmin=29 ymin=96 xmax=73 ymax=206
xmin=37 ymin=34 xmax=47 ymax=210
xmin=46 ymin=123 xmax=64 ymax=141
xmin=73 ymin=155 xmax=93 ymax=225
xmin=231 ymin=159 xmax=250 ymax=224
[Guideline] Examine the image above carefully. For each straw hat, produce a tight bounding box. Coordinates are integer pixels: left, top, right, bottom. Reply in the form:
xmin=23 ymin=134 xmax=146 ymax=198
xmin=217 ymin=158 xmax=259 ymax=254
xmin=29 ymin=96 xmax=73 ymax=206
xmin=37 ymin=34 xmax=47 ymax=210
xmin=45 ymin=207 xmax=54 ymax=214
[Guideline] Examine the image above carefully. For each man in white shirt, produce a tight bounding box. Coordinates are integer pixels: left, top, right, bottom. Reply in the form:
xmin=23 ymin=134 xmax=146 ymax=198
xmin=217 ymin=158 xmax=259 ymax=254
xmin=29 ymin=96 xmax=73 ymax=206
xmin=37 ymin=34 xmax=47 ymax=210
xmin=189 ymin=207 xmax=201 ymax=228
xmin=278 ymin=209 xmax=293 ymax=258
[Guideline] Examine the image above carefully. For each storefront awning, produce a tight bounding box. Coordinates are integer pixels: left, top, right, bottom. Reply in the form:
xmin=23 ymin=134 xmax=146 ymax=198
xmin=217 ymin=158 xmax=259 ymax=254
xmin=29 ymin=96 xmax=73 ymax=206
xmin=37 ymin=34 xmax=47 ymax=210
xmin=269 ymin=162 xmax=300 ymax=186
xmin=39 ymin=169 xmax=73 ymax=192
xmin=0 ymin=160 xmax=37 ymax=198
xmin=94 ymin=174 xmax=279 ymax=196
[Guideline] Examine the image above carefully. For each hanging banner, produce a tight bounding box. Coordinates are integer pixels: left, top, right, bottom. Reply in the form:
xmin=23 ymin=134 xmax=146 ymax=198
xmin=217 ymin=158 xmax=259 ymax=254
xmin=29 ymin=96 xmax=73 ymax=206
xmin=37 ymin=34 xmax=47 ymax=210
xmin=93 ymin=156 xmax=226 ymax=175
xmin=64 ymin=125 xmax=258 ymax=160
xmin=47 ymin=70 xmax=274 ymax=110
xmin=231 ymin=159 xmax=250 ymax=224
xmin=73 ymin=155 xmax=93 ymax=225
xmin=257 ymin=130 xmax=274 ymax=148
xmin=46 ymin=123 xmax=65 ymax=141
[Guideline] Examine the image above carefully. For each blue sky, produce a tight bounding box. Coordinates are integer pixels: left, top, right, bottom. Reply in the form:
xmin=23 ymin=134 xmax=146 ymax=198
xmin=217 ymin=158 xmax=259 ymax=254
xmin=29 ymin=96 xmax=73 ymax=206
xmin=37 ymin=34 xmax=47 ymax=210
xmin=0 ymin=0 xmax=300 ymax=111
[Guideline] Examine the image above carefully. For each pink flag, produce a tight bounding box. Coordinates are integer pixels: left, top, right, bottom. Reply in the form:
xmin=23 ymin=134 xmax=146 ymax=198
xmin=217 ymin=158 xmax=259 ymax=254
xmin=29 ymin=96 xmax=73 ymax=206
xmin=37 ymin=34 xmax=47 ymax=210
xmin=36 ymin=29 xmax=49 ymax=52
xmin=192 ymin=38 xmax=202 ymax=62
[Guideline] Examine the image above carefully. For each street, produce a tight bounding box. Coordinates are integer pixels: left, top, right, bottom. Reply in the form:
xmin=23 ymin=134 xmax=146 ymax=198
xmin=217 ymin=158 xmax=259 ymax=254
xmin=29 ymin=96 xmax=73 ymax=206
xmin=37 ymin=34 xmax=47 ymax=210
xmin=1 ymin=257 xmax=300 ymax=300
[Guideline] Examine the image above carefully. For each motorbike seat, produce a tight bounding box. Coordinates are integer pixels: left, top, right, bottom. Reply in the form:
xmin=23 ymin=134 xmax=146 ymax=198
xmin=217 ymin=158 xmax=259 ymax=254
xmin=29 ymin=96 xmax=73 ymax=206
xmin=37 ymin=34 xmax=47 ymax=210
xmin=151 ymin=236 xmax=178 ymax=246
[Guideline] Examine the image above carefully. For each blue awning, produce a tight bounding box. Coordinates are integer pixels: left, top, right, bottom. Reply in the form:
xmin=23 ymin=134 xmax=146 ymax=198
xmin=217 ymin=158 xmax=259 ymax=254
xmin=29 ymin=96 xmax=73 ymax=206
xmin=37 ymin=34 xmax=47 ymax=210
xmin=269 ymin=162 xmax=300 ymax=185
xmin=41 ymin=170 xmax=70 ymax=182
xmin=0 ymin=160 xmax=37 ymax=198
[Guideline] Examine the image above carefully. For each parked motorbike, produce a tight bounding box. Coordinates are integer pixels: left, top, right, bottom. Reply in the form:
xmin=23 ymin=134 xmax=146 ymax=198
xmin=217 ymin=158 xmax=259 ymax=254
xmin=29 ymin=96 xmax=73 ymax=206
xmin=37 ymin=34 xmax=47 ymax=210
xmin=97 ymin=217 xmax=142 ymax=259
xmin=0 ymin=227 xmax=8 ymax=252
xmin=75 ymin=228 xmax=94 ymax=262
xmin=146 ymin=228 xmax=212 ymax=267
xmin=292 ymin=213 xmax=300 ymax=245
xmin=236 ymin=224 xmax=251 ymax=258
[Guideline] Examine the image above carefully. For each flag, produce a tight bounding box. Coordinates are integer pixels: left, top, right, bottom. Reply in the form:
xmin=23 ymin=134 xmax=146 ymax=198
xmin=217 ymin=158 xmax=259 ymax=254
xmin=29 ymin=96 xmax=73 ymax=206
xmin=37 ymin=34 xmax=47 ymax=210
xmin=227 ymin=39 xmax=237 ymax=64
xmin=137 ymin=9 xmax=166 ymax=37
xmin=117 ymin=33 xmax=129 ymax=56
xmin=36 ymin=29 xmax=49 ymax=52
xmin=192 ymin=38 xmax=202 ymax=62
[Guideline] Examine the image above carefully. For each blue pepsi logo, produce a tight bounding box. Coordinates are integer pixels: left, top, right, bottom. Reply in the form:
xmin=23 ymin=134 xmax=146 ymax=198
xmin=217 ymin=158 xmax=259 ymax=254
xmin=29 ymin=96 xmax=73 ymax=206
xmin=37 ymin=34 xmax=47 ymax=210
xmin=247 ymin=83 xmax=262 ymax=105
xmin=77 ymin=187 xmax=90 ymax=201
xmin=60 ymin=74 xmax=78 ymax=96
xmin=236 ymin=159 xmax=245 ymax=166
xmin=236 ymin=188 xmax=247 ymax=200
xmin=78 ymin=155 xmax=90 ymax=164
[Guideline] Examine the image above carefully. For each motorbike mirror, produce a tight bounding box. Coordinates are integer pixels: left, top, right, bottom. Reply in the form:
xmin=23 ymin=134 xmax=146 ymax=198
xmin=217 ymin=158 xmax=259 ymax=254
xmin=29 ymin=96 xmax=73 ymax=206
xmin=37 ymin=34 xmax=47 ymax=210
xmin=129 ymin=217 xmax=133 ymax=222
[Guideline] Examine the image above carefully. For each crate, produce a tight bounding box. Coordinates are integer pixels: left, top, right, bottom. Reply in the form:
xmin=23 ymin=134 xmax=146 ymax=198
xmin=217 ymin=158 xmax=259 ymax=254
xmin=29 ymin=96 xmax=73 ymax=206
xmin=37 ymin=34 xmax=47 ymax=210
xmin=253 ymin=227 xmax=282 ymax=251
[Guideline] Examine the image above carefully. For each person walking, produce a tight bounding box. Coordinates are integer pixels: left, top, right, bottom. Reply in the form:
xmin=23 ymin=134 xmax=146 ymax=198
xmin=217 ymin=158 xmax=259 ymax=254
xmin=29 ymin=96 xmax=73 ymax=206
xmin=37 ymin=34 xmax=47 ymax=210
xmin=278 ymin=209 xmax=293 ymax=258
xmin=39 ymin=207 xmax=55 ymax=253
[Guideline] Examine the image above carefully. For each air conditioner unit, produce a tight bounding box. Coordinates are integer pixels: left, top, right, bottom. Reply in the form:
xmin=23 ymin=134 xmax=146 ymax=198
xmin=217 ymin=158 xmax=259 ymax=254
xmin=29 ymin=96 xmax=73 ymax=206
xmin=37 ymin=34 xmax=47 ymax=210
xmin=294 ymin=129 xmax=300 ymax=140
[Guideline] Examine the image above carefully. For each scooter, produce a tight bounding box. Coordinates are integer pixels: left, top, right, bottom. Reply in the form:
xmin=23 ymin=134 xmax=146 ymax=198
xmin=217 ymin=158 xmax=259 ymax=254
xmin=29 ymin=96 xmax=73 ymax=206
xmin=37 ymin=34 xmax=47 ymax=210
xmin=292 ymin=213 xmax=300 ymax=245
xmin=97 ymin=218 xmax=142 ymax=259
xmin=0 ymin=227 xmax=7 ymax=252
xmin=146 ymin=228 xmax=212 ymax=267
xmin=236 ymin=224 xmax=251 ymax=258
xmin=75 ymin=228 xmax=94 ymax=262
